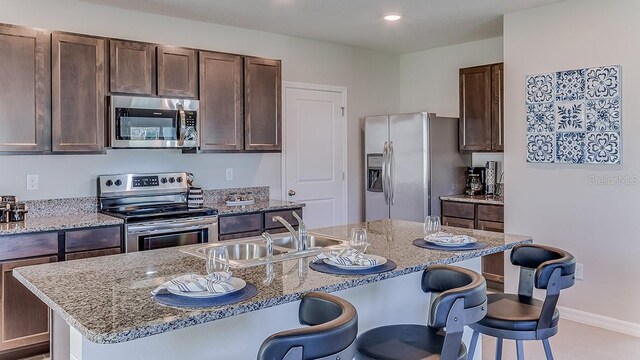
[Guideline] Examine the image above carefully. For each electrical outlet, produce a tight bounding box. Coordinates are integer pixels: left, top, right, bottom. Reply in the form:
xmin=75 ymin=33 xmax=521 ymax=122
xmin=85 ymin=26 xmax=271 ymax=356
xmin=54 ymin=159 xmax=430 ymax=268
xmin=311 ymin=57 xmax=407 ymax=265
xmin=26 ymin=174 xmax=39 ymax=190
xmin=575 ymin=263 xmax=584 ymax=280
xmin=225 ymin=168 xmax=233 ymax=181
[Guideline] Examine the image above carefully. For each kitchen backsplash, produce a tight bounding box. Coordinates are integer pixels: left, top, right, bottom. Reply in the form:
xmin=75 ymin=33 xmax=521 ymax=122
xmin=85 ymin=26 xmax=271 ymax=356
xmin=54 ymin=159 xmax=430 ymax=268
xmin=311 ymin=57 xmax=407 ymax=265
xmin=23 ymin=186 xmax=271 ymax=218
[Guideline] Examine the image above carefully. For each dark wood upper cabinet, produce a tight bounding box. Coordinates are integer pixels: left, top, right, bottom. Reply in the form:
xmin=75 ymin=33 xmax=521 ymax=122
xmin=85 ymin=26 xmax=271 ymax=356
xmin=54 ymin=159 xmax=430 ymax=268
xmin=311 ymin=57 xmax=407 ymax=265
xmin=109 ymin=40 xmax=155 ymax=95
xmin=491 ymin=63 xmax=504 ymax=151
xmin=198 ymin=51 xmax=243 ymax=151
xmin=157 ymin=46 xmax=197 ymax=98
xmin=52 ymin=33 xmax=105 ymax=153
xmin=459 ymin=65 xmax=492 ymax=152
xmin=244 ymin=57 xmax=281 ymax=151
xmin=0 ymin=25 xmax=51 ymax=153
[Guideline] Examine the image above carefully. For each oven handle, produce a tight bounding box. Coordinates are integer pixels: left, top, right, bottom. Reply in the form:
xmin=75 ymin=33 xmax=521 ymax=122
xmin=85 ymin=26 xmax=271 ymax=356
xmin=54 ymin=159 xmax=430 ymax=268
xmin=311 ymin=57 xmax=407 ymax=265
xmin=127 ymin=217 xmax=218 ymax=236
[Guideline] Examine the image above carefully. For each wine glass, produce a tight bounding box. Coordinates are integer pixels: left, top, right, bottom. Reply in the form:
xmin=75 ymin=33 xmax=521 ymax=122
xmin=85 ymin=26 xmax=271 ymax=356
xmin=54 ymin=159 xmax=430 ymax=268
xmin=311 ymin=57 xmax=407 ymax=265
xmin=424 ymin=216 xmax=441 ymax=238
xmin=350 ymin=228 xmax=369 ymax=253
xmin=206 ymin=246 xmax=230 ymax=274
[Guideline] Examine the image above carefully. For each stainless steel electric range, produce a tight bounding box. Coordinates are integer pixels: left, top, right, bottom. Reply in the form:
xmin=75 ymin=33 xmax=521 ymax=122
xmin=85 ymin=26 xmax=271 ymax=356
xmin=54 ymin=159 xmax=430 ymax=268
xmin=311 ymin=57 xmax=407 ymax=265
xmin=98 ymin=172 xmax=218 ymax=252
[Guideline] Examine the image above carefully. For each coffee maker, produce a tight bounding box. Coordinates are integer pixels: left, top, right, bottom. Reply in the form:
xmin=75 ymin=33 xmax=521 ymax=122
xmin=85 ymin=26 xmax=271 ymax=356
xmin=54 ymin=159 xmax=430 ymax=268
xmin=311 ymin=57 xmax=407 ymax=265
xmin=465 ymin=167 xmax=486 ymax=195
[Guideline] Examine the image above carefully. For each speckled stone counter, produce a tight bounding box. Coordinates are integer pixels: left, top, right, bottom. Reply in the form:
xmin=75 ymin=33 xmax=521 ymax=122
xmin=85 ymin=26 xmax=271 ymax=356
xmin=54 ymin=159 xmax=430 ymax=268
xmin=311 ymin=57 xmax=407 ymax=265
xmin=440 ymin=194 xmax=504 ymax=206
xmin=214 ymin=199 xmax=305 ymax=215
xmin=0 ymin=213 xmax=123 ymax=236
xmin=13 ymin=219 xmax=531 ymax=345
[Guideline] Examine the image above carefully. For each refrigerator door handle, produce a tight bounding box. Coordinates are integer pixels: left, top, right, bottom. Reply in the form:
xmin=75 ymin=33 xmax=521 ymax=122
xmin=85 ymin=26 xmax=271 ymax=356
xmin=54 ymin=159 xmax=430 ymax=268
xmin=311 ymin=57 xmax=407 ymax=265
xmin=389 ymin=141 xmax=395 ymax=205
xmin=382 ymin=141 xmax=389 ymax=205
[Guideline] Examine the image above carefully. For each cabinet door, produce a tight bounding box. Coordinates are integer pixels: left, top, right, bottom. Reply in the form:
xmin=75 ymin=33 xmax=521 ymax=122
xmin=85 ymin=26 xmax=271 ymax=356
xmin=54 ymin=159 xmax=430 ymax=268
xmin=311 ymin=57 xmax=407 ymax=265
xmin=65 ymin=247 xmax=121 ymax=261
xmin=109 ymin=40 xmax=155 ymax=95
xmin=52 ymin=33 xmax=105 ymax=153
xmin=442 ymin=216 xmax=475 ymax=229
xmin=491 ymin=63 xmax=504 ymax=151
xmin=0 ymin=256 xmax=57 ymax=353
xmin=0 ymin=25 xmax=51 ymax=153
xmin=199 ymin=51 xmax=243 ymax=151
xmin=477 ymin=220 xmax=504 ymax=233
xmin=244 ymin=57 xmax=281 ymax=151
xmin=459 ymin=65 xmax=492 ymax=152
xmin=157 ymin=46 xmax=197 ymax=98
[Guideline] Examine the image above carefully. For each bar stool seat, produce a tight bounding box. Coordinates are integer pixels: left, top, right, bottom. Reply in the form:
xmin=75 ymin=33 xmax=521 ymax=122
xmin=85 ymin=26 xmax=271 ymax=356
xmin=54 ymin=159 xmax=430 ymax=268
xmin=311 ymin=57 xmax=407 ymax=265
xmin=479 ymin=293 xmax=560 ymax=332
xmin=355 ymin=265 xmax=487 ymax=360
xmin=356 ymin=324 xmax=466 ymax=360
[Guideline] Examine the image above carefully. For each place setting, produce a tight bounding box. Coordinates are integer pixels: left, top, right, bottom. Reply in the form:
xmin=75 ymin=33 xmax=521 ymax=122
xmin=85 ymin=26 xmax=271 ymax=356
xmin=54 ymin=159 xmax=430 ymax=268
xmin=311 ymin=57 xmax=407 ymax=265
xmin=152 ymin=247 xmax=258 ymax=308
xmin=309 ymin=228 xmax=397 ymax=275
xmin=412 ymin=216 xmax=487 ymax=251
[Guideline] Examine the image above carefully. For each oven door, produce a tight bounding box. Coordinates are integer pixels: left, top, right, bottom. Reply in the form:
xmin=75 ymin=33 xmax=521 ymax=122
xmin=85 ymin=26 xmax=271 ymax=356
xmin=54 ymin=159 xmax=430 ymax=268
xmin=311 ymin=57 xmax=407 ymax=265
xmin=125 ymin=216 xmax=218 ymax=252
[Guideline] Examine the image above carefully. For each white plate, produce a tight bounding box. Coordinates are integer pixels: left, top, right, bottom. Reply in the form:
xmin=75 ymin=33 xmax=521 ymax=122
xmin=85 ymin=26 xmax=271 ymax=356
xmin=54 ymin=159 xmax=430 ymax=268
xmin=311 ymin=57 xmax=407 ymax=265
xmin=324 ymin=255 xmax=387 ymax=270
xmin=424 ymin=235 xmax=477 ymax=247
xmin=167 ymin=277 xmax=246 ymax=298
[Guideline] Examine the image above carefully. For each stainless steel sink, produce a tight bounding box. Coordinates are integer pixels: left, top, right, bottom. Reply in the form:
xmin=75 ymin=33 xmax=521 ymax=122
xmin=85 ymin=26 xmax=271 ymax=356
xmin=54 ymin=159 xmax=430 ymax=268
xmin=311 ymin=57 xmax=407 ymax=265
xmin=195 ymin=243 xmax=284 ymax=260
xmin=272 ymin=235 xmax=344 ymax=250
xmin=180 ymin=233 xmax=348 ymax=268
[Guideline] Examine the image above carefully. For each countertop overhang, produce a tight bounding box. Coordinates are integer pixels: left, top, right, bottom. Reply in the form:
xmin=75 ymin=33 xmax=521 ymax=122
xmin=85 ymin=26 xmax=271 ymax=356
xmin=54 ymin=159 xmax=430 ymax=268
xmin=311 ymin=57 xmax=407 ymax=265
xmin=13 ymin=219 xmax=531 ymax=344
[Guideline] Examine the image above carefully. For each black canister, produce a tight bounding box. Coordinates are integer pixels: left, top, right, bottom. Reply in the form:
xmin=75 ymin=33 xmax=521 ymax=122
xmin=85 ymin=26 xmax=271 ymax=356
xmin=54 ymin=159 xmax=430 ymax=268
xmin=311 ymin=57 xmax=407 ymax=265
xmin=8 ymin=202 xmax=28 ymax=222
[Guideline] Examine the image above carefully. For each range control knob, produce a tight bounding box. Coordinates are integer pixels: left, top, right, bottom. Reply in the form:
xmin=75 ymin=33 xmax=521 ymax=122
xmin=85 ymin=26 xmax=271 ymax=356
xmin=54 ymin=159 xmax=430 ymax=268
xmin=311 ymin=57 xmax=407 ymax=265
xmin=161 ymin=178 xmax=168 ymax=184
xmin=168 ymin=177 xmax=175 ymax=183
xmin=114 ymin=179 xmax=122 ymax=186
xmin=176 ymin=177 xmax=183 ymax=183
xmin=105 ymin=180 xmax=113 ymax=187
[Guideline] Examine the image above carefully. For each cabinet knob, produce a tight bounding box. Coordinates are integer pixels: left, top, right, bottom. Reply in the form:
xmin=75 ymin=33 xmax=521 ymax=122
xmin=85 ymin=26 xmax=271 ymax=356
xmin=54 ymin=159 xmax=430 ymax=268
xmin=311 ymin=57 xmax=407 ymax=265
xmin=288 ymin=190 xmax=296 ymax=196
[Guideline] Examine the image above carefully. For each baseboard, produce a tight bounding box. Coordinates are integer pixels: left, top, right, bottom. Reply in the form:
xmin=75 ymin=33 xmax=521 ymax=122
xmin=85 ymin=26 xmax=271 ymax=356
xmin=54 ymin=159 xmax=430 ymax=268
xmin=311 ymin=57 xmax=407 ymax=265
xmin=558 ymin=306 xmax=640 ymax=338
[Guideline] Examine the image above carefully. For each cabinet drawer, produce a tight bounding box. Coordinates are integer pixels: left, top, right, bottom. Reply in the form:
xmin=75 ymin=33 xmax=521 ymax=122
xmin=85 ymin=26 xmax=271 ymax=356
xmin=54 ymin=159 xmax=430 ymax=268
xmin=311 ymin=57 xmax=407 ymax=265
xmin=219 ymin=213 xmax=263 ymax=235
xmin=264 ymin=208 xmax=302 ymax=230
xmin=65 ymin=247 xmax=121 ymax=261
xmin=477 ymin=205 xmax=504 ymax=223
xmin=477 ymin=220 xmax=504 ymax=233
xmin=0 ymin=232 xmax=58 ymax=262
xmin=442 ymin=216 xmax=475 ymax=229
xmin=219 ymin=231 xmax=263 ymax=241
xmin=441 ymin=201 xmax=475 ymax=219
xmin=65 ymin=226 xmax=122 ymax=253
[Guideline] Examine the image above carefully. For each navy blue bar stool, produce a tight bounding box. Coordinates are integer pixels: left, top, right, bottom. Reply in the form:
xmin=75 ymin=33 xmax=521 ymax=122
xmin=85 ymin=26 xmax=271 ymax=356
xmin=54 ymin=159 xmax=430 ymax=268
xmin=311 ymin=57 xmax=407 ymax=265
xmin=355 ymin=264 xmax=487 ymax=360
xmin=467 ymin=244 xmax=576 ymax=360
xmin=257 ymin=291 xmax=358 ymax=360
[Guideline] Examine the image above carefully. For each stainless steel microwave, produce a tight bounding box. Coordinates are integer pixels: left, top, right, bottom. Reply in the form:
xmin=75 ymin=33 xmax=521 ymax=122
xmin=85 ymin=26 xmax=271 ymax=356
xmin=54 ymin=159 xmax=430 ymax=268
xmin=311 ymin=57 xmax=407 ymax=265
xmin=109 ymin=95 xmax=200 ymax=149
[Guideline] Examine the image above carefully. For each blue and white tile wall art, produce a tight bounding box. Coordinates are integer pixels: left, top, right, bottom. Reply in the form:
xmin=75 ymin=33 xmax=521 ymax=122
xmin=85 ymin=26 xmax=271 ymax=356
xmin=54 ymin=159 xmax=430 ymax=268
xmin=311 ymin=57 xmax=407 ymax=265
xmin=525 ymin=65 xmax=621 ymax=164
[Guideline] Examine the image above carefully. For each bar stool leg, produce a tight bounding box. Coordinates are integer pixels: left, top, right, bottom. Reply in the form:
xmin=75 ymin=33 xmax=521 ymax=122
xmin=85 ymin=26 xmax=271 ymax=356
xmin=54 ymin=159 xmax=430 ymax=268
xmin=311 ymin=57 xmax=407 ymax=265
xmin=467 ymin=330 xmax=480 ymax=360
xmin=516 ymin=340 xmax=525 ymax=360
xmin=495 ymin=338 xmax=503 ymax=360
xmin=542 ymin=339 xmax=554 ymax=360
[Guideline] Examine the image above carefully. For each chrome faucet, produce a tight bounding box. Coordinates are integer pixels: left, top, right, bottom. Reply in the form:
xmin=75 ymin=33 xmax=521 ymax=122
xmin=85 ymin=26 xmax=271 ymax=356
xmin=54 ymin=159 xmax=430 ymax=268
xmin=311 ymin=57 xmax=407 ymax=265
xmin=292 ymin=212 xmax=308 ymax=245
xmin=272 ymin=213 xmax=307 ymax=251
xmin=262 ymin=232 xmax=274 ymax=259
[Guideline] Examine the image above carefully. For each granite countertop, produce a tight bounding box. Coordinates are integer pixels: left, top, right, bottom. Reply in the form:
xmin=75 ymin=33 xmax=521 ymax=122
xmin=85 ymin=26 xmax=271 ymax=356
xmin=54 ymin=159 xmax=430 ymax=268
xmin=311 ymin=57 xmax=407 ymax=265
xmin=440 ymin=194 xmax=504 ymax=206
xmin=13 ymin=219 xmax=531 ymax=344
xmin=213 ymin=199 xmax=305 ymax=215
xmin=0 ymin=213 xmax=124 ymax=236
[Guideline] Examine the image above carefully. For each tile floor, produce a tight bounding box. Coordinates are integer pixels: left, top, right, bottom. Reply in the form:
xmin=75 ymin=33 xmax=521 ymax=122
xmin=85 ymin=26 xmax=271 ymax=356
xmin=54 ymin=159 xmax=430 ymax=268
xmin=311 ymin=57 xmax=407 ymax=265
xmin=481 ymin=319 xmax=640 ymax=359
xmin=15 ymin=321 xmax=640 ymax=360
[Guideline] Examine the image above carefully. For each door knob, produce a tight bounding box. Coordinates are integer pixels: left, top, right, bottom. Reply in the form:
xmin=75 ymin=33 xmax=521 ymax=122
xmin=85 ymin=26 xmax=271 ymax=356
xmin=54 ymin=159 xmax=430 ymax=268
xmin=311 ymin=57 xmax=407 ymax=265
xmin=288 ymin=190 xmax=296 ymax=196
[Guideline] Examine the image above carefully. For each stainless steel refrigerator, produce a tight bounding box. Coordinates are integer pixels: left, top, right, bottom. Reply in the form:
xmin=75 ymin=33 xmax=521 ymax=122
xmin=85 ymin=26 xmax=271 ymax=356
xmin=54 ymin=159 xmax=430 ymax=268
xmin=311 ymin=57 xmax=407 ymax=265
xmin=364 ymin=112 xmax=470 ymax=222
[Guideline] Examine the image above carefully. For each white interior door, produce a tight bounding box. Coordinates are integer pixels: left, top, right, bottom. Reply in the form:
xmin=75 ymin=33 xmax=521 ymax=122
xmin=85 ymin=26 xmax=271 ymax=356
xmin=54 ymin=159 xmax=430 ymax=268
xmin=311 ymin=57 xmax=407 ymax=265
xmin=283 ymin=83 xmax=346 ymax=229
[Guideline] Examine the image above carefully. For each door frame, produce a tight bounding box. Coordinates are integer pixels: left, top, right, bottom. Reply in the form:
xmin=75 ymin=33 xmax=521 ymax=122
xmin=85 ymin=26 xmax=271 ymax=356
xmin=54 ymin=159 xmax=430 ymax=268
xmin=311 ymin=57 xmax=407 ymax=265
xmin=281 ymin=81 xmax=348 ymax=226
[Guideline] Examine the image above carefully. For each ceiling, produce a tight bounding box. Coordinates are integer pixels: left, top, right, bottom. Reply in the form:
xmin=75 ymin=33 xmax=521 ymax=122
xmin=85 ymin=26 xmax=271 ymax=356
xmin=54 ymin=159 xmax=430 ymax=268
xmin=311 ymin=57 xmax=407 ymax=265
xmin=82 ymin=0 xmax=565 ymax=54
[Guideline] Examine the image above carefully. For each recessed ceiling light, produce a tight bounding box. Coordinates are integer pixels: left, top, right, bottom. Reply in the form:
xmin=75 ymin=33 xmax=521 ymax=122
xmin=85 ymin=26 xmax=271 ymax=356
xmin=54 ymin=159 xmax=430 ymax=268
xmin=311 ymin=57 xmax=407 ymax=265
xmin=384 ymin=14 xmax=402 ymax=21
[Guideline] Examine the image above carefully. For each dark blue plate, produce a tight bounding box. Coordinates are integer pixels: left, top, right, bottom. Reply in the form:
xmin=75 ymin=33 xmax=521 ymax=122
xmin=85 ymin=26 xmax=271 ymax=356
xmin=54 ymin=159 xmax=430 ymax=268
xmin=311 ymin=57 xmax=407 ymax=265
xmin=154 ymin=282 xmax=258 ymax=308
xmin=412 ymin=239 xmax=487 ymax=251
xmin=309 ymin=259 xmax=397 ymax=275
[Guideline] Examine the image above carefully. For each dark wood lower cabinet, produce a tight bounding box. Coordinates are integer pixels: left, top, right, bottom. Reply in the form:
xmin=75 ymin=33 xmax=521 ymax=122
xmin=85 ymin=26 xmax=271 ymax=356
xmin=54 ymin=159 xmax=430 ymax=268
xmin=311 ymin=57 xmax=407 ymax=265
xmin=65 ymin=247 xmax=121 ymax=261
xmin=0 ymin=256 xmax=57 ymax=357
xmin=442 ymin=216 xmax=475 ymax=229
xmin=218 ymin=208 xmax=303 ymax=241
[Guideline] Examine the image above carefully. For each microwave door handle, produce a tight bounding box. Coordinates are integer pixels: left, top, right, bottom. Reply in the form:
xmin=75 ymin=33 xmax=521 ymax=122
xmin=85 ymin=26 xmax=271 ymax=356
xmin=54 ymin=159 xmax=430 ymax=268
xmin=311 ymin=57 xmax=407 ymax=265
xmin=178 ymin=104 xmax=186 ymax=146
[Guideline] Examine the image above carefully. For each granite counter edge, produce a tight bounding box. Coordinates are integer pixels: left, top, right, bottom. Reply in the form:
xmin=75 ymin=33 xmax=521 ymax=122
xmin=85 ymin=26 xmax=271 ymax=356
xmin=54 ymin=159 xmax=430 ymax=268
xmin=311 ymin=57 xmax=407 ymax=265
xmin=14 ymin=238 xmax=531 ymax=344
xmin=0 ymin=217 xmax=125 ymax=236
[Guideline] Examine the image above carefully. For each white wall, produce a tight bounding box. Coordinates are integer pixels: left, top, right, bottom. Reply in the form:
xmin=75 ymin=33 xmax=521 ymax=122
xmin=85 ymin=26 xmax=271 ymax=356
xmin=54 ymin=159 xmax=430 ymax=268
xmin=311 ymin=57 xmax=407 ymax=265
xmin=399 ymin=37 xmax=505 ymax=178
xmin=504 ymin=0 xmax=640 ymax=323
xmin=0 ymin=0 xmax=400 ymax=223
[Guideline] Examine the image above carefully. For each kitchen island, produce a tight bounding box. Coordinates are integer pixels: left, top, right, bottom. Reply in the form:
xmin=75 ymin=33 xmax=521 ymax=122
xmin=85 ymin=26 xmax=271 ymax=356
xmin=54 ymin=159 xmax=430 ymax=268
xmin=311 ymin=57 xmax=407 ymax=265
xmin=13 ymin=220 xmax=532 ymax=360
